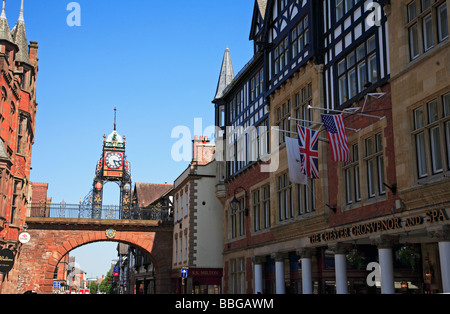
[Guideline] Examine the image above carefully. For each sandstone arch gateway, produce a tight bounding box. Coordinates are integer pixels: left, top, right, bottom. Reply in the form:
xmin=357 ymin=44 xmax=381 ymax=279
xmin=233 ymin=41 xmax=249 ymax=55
xmin=16 ymin=217 xmax=173 ymax=294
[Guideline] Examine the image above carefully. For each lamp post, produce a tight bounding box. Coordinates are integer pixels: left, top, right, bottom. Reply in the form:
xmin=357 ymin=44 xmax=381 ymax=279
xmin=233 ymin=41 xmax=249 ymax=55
xmin=230 ymin=186 xmax=248 ymax=216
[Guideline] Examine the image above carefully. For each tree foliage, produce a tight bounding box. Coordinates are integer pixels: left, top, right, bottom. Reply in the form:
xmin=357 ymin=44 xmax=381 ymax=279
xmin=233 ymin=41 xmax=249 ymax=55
xmin=99 ymin=270 xmax=113 ymax=294
xmin=89 ymin=281 xmax=98 ymax=294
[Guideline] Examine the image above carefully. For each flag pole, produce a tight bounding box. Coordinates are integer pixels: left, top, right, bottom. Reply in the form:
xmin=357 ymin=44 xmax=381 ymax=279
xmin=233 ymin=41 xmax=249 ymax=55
xmin=307 ymin=105 xmax=385 ymax=120
xmin=272 ymin=127 xmax=329 ymax=143
xmin=362 ymin=92 xmax=386 ymax=113
xmin=288 ymin=117 xmax=360 ymax=133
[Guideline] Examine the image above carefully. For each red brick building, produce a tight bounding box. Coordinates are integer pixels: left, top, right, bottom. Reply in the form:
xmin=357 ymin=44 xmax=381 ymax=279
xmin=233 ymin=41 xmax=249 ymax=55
xmin=0 ymin=0 xmax=39 ymax=294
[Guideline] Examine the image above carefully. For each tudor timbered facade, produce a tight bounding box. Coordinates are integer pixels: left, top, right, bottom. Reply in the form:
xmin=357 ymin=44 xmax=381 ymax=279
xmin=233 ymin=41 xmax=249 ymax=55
xmin=213 ymin=0 xmax=450 ymax=294
xmin=263 ymin=0 xmax=318 ymax=94
xmin=322 ymin=0 xmax=391 ymax=110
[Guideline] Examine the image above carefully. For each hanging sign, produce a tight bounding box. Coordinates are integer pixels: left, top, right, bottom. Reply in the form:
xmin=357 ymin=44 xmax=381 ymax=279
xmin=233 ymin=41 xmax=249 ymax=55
xmin=113 ymin=266 xmax=119 ymax=276
xmin=19 ymin=232 xmax=31 ymax=244
xmin=0 ymin=249 xmax=15 ymax=274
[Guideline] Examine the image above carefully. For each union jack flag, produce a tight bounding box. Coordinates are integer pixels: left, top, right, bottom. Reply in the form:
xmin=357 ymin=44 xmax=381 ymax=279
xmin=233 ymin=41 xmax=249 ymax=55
xmin=321 ymin=114 xmax=351 ymax=163
xmin=297 ymin=125 xmax=319 ymax=179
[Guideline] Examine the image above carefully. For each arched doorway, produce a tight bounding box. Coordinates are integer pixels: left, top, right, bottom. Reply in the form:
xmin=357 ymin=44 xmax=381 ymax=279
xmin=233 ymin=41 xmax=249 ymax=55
xmin=17 ymin=220 xmax=173 ymax=294
xmin=53 ymin=241 xmax=158 ymax=294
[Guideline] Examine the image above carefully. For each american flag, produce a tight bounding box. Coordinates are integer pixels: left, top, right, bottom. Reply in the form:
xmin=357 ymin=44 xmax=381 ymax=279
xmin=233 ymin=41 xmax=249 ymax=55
xmin=297 ymin=125 xmax=319 ymax=179
xmin=321 ymin=114 xmax=351 ymax=163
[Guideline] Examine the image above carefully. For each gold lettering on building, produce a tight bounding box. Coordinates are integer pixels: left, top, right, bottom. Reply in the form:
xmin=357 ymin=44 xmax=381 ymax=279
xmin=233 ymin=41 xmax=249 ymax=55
xmin=0 ymin=256 xmax=14 ymax=262
xmin=309 ymin=209 xmax=449 ymax=244
xmin=426 ymin=209 xmax=448 ymax=223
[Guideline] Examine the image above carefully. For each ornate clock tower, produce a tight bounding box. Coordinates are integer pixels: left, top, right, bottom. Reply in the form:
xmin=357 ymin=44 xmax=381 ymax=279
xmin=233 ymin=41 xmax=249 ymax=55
xmin=92 ymin=108 xmax=132 ymax=219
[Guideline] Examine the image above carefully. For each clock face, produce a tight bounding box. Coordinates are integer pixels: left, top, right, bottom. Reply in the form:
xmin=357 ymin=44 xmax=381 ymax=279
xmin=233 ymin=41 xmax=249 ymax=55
xmin=105 ymin=152 xmax=123 ymax=169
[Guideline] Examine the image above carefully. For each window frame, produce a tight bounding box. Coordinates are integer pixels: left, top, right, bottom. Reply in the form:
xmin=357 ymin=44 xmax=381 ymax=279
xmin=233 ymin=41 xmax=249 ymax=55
xmin=296 ymin=179 xmax=316 ymax=215
xmin=343 ymin=144 xmax=361 ymax=205
xmin=277 ymin=173 xmax=293 ymax=222
xmin=363 ymin=133 xmax=386 ymax=199
xmin=276 ymin=101 xmax=291 ymax=144
xmin=437 ymin=3 xmax=449 ymax=42
xmin=291 ymin=15 xmax=310 ymax=60
xmin=336 ymin=35 xmax=378 ymax=106
xmin=406 ymin=0 xmax=448 ymax=61
xmin=273 ymin=37 xmax=289 ymax=76
xmin=252 ymin=185 xmax=271 ymax=233
xmin=295 ymin=83 xmax=313 ymax=127
xmin=411 ymin=92 xmax=450 ymax=181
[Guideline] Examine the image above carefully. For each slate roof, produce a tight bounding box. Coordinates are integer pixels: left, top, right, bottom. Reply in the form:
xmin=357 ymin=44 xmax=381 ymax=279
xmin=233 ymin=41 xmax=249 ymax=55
xmin=11 ymin=0 xmax=30 ymax=65
xmin=0 ymin=0 xmax=13 ymax=43
xmin=134 ymin=183 xmax=173 ymax=208
xmin=214 ymin=47 xmax=234 ymax=101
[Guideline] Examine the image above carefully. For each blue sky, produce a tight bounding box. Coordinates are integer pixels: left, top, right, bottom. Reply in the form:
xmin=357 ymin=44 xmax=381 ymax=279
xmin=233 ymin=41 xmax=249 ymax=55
xmin=16 ymin=0 xmax=256 ymax=204
xmin=13 ymin=0 xmax=255 ymax=279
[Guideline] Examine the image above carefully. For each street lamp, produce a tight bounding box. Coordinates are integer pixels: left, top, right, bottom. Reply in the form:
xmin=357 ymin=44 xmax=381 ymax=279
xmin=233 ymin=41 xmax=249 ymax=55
xmin=230 ymin=186 xmax=248 ymax=216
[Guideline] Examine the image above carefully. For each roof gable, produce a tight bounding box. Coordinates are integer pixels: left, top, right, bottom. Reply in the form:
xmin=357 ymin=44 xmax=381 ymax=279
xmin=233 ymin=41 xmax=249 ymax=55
xmin=249 ymin=0 xmax=267 ymax=40
xmin=134 ymin=183 xmax=172 ymax=208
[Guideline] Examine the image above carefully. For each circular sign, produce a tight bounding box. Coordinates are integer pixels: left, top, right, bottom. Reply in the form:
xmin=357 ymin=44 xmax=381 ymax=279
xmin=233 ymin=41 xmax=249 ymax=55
xmin=105 ymin=229 xmax=116 ymax=239
xmin=19 ymin=232 xmax=31 ymax=244
xmin=0 ymin=249 xmax=15 ymax=274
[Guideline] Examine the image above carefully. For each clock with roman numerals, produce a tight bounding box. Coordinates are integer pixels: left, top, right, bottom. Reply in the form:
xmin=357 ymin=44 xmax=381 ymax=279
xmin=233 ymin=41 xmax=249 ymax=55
xmin=105 ymin=152 xmax=123 ymax=169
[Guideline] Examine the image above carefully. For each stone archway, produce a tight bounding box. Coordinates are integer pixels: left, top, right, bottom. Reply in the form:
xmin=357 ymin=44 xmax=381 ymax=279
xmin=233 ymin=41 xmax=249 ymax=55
xmin=16 ymin=218 xmax=173 ymax=294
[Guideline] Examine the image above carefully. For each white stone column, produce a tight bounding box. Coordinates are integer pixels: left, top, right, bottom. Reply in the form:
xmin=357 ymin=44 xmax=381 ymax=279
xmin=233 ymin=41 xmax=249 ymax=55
xmin=439 ymin=241 xmax=450 ymax=293
xmin=379 ymin=248 xmax=395 ymax=294
xmin=329 ymin=243 xmax=348 ymax=294
xmin=298 ymin=248 xmax=314 ymax=294
xmin=372 ymin=236 xmax=395 ymax=294
xmin=271 ymin=253 xmax=286 ymax=294
xmin=252 ymin=256 xmax=265 ymax=294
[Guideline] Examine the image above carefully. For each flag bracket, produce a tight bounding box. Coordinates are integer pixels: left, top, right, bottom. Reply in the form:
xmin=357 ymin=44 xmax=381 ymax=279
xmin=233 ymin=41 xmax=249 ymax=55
xmin=272 ymin=127 xmax=329 ymax=143
xmin=362 ymin=92 xmax=386 ymax=113
xmin=325 ymin=204 xmax=337 ymax=214
xmin=288 ymin=117 xmax=361 ymax=133
xmin=307 ymin=105 xmax=386 ymax=121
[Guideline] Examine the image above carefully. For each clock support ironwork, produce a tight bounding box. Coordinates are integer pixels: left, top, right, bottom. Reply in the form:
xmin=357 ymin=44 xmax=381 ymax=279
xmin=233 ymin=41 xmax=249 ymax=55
xmin=90 ymin=108 xmax=133 ymax=219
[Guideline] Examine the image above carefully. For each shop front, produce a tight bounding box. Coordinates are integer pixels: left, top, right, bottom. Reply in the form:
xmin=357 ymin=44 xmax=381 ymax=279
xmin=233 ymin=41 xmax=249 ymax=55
xmin=172 ymin=268 xmax=222 ymax=294
xmin=303 ymin=208 xmax=450 ymax=294
xmin=252 ymin=208 xmax=450 ymax=294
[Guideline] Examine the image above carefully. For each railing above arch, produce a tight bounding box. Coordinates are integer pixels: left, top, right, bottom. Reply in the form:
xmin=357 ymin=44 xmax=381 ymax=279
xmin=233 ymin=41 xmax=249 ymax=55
xmin=27 ymin=201 xmax=173 ymax=222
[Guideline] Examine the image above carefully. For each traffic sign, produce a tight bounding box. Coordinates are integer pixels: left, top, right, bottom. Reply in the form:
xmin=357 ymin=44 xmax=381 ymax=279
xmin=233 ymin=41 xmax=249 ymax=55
xmin=181 ymin=268 xmax=188 ymax=279
xmin=53 ymin=282 xmax=61 ymax=289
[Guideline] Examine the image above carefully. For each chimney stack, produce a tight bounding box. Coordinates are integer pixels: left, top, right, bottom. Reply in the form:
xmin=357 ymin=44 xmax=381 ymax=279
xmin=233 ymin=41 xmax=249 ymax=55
xmin=192 ymin=135 xmax=214 ymax=166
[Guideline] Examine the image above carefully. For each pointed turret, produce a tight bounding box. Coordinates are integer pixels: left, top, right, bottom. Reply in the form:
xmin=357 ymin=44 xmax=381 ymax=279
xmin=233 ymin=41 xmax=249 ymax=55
xmin=214 ymin=48 xmax=234 ymax=101
xmin=11 ymin=0 xmax=31 ymax=65
xmin=0 ymin=0 xmax=13 ymax=43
